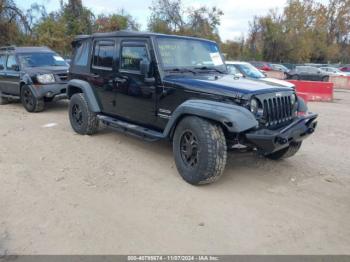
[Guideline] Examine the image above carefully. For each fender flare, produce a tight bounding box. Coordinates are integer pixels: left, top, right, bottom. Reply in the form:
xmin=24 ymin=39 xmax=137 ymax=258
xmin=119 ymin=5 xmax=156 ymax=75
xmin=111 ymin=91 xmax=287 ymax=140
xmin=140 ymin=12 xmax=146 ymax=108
xmin=163 ymin=99 xmax=259 ymax=137
xmin=67 ymin=79 xmax=101 ymax=112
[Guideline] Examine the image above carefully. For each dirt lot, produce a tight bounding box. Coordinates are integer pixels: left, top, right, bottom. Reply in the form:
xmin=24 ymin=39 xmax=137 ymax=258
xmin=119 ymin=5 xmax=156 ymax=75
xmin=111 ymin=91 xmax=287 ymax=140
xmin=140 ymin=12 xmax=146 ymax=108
xmin=1 ymin=90 xmax=350 ymax=255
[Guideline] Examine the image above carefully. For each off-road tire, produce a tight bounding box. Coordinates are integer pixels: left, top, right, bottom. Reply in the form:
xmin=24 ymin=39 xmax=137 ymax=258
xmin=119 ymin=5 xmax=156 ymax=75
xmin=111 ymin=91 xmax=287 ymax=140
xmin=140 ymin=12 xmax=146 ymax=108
xmin=172 ymin=116 xmax=227 ymax=185
xmin=20 ymin=85 xmax=44 ymax=112
xmin=0 ymin=91 xmax=9 ymax=105
xmin=69 ymin=93 xmax=99 ymax=135
xmin=265 ymin=141 xmax=302 ymax=160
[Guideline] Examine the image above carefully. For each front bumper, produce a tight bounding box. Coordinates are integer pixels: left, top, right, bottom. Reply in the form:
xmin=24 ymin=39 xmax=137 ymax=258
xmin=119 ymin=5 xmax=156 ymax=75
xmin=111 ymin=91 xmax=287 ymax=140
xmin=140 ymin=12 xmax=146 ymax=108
xmin=245 ymin=113 xmax=318 ymax=153
xmin=32 ymin=83 xmax=67 ymax=100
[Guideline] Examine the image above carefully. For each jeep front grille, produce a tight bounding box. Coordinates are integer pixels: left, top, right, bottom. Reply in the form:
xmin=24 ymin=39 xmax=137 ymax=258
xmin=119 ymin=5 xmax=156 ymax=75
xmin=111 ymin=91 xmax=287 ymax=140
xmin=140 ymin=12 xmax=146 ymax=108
xmin=261 ymin=96 xmax=294 ymax=128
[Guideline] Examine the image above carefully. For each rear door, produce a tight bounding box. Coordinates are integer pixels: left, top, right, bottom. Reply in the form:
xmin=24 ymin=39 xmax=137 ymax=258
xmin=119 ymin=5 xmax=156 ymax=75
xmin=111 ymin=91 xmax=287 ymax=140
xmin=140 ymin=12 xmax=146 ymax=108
xmin=89 ymin=38 xmax=117 ymax=115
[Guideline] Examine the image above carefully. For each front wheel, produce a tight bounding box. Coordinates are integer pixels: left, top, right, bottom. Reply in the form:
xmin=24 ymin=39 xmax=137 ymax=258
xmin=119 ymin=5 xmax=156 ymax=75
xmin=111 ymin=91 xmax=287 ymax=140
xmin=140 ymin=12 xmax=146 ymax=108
xmin=69 ymin=93 xmax=99 ymax=135
xmin=172 ymin=116 xmax=227 ymax=185
xmin=21 ymin=85 xmax=44 ymax=112
xmin=265 ymin=141 xmax=302 ymax=160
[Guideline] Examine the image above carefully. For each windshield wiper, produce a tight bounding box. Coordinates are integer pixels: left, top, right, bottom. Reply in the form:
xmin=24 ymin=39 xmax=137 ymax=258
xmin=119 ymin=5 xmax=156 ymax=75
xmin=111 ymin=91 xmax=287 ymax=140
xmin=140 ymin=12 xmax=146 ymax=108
xmin=164 ymin=68 xmax=197 ymax=74
xmin=194 ymin=66 xmax=225 ymax=74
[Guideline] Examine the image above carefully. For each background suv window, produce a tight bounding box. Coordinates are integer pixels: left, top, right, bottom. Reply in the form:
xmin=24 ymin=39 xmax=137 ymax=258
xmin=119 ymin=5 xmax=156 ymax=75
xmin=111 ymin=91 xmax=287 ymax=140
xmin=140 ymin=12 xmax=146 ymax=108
xmin=92 ymin=41 xmax=114 ymax=69
xmin=0 ymin=55 xmax=5 ymax=70
xmin=121 ymin=45 xmax=148 ymax=71
xmin=6 ymin=55 xmax=17 ymax=70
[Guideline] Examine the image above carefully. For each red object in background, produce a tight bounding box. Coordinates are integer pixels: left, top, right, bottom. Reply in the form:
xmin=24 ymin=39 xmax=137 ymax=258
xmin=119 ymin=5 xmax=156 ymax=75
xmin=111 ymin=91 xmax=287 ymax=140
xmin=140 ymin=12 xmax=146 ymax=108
xmin=340 ymin=66 xmax=350 ymax=72
xmin=251 ymin=62 xmax=273 ymax=71
xmin=261 ymin=64 xmax=273 ymax=71
xmin=288 ymin=80 xmax=334 ymax=102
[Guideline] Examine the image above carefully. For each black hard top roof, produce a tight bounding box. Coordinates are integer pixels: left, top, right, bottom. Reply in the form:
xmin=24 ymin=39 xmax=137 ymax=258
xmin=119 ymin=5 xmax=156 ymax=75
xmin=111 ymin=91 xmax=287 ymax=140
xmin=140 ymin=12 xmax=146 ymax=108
xmin=73 ymin=30 xmax=216 ymax=43
xmin=0 ymin=46 xmax=53 ymax=54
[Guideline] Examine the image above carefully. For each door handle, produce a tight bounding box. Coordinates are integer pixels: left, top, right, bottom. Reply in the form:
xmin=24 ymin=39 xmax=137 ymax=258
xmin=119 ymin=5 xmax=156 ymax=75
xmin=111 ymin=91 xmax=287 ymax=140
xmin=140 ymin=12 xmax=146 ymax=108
xmin=108 ymin=77 xmax=128 ymax=86
xmin=114 ymin=77 xmax=127 ymax=84
xmin=91 ymin=73 xmax=100 ymax=78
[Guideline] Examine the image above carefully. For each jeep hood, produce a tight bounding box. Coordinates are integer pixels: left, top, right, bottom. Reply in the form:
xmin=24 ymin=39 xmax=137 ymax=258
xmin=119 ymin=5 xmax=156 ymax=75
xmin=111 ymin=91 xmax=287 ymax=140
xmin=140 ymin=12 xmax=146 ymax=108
xmin=163 ymin=74 xmax=294 ymax=98
xmin=258 ymin=77 xmax=295 ymax=89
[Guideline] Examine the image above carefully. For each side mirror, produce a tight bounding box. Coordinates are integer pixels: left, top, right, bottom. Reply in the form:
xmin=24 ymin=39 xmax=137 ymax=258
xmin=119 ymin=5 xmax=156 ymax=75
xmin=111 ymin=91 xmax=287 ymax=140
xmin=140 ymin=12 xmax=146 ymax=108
xmin=140 ymin=58 xmax=155 ymax=84
xmin=11 ymin=64 xmax=20 ymax=71
xmin=140 ymin=58 xmax=151 ymax=78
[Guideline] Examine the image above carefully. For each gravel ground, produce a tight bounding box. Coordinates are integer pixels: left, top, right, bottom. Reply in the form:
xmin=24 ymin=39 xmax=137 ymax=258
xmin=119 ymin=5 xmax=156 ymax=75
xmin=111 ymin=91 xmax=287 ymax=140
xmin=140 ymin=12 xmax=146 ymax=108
xmin=0 ymin=90 xmax=350 ymax=255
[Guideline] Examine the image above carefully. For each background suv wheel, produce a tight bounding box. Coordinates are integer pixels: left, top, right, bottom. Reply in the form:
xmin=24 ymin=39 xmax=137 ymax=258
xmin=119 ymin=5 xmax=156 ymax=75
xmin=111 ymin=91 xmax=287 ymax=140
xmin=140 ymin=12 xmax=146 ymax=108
xmin=20 ymin=85 xmax=44 ymax=112
xmin=69 ymin=93 xmax=99 ymax=135
xmin=172 ymin=116 xmax=227 ymax=185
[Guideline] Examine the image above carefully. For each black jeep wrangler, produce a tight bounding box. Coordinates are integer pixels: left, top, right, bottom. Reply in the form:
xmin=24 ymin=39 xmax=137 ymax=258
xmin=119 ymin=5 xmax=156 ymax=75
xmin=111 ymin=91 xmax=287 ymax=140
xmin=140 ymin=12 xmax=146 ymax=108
xmin=67 ymin=31 xmax=317 ymax=185
xmin=0 ymin=46 xmax=69 ymax=112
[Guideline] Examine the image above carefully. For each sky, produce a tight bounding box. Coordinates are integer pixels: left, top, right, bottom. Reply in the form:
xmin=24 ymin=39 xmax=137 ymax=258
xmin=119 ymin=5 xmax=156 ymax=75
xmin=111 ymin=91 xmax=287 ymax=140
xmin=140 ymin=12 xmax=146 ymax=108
xmin=15 ymin=0 xmax=325 ymax=41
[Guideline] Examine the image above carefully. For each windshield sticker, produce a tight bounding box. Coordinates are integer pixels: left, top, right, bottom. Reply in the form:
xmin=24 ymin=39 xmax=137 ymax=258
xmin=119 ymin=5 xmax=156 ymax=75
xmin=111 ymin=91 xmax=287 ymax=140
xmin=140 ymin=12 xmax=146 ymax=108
xmin=53 ymin=56 xmax=64 ymax=62
xmin=210 ymin=52 xmax=223 ymax=66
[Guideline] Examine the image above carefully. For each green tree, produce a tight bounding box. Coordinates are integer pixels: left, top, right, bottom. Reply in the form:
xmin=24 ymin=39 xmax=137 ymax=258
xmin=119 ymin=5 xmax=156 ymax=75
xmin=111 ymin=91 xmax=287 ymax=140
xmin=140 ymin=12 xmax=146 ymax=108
xmin=94 ymin=10 xmax=140 ymax=32
xmin=148 ymin=0 xmax=223 ymax=42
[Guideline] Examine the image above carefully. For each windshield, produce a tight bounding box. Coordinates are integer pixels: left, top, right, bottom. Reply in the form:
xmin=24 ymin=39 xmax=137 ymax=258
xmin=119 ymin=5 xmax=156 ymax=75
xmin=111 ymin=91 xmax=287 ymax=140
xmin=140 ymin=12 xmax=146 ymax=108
xmin=18 ymin=52 xmax=68 ymax=68
xmin=236 ymin=63 xmax=265 ymax=78
xmin=156 ymin=37 xmax=226 ymax=71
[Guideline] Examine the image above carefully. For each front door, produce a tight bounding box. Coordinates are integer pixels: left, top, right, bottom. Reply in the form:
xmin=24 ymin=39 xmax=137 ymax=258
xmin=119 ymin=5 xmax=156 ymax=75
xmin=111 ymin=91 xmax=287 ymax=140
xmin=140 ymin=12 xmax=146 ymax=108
xmin=0 ymin=54 xmax=6 ymax=93
xmin=4 ymin=54 xmax=21 ymax=95
xmin=114 ymin=40 xmax=157 ymax=126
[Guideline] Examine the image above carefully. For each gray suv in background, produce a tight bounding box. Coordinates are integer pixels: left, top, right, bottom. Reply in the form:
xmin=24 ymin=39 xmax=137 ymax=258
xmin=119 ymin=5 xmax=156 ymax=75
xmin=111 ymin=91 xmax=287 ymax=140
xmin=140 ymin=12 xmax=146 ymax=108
xmin=0 ymin=46 xmax=69 ymax=112
xmin=286 ymin=66 xmax=330 ymax=82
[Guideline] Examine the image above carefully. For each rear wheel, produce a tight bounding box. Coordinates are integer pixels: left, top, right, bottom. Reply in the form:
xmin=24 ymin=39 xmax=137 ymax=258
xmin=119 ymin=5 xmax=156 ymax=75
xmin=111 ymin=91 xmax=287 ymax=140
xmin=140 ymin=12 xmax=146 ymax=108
xmin=172 ymin=116 xmax=227 ymax=185
xmin=265 ymin=141 xmax=302 ymax=160
xmin=291 ymin=75 xmax=300 ymax=80
xmin=0 ymin=91 xmax=9 ymax=105
xmin=322 ymin=76 xmax=329 ymax=82
xmin=69 ymin=93 xmax=99 ymax=135
xmin=21 ymin=85 xmax=44 ymax=112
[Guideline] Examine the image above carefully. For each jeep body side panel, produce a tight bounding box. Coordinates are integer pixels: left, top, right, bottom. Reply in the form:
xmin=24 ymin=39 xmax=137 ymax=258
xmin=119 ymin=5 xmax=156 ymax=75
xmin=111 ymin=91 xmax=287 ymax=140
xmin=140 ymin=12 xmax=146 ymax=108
xmin=67 ymin=79 xmax=101 ymax=112
xmin=163 ymin=99 xmax=259 ymax=136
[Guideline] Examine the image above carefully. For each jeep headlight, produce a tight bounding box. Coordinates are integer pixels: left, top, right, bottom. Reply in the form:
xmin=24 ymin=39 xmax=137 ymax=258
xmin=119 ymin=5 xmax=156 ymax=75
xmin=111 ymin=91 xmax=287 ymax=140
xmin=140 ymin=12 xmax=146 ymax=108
xmin=290 ymin=94 xmax=297 ymax=106
xmin=250 ymin=98 xmax=259 ymax=114
xmin=37 ymin=74 xmax=55 ymax=84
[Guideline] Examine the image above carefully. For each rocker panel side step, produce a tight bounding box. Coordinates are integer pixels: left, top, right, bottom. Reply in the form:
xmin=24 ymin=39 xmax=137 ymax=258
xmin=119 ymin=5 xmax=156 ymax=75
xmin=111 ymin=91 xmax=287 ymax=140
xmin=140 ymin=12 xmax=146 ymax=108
xmin=1 ymin=93 xmax=20 ymax=99
xmin=97 ymin=115 xmax=165 ymax=142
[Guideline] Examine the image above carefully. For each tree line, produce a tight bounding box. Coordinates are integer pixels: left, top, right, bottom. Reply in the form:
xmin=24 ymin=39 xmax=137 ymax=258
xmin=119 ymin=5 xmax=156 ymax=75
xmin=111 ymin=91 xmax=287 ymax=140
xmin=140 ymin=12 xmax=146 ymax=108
xmin=1 ymin=0 xmax=350 ymax=63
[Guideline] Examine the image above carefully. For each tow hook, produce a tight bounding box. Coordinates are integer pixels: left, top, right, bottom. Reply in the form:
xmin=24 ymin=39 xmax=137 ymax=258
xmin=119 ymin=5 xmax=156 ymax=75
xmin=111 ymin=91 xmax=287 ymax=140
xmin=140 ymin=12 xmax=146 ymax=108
xmin=276 ymin=137 xmax=288 ymax=145
xmin=307 ymin=127 xmax=315 ymax=134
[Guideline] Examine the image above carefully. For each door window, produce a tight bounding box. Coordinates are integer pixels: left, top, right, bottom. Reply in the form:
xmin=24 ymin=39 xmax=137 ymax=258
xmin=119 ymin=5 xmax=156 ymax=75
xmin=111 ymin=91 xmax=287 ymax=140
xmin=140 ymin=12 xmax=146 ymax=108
xmin=120 ymin=45 xmax=149 ymax=72
xmin=73 ymin=41 xmax=90 ymax=66
xmin=227 ymin=65 xmax=239 ymax=75
xmin=6 ymin=55 xmax=18 ymax=70
xmin=92 ymin=40 xmax=115 ymax=70
xmin=0 ymin=55 xmax=6 ymax=70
